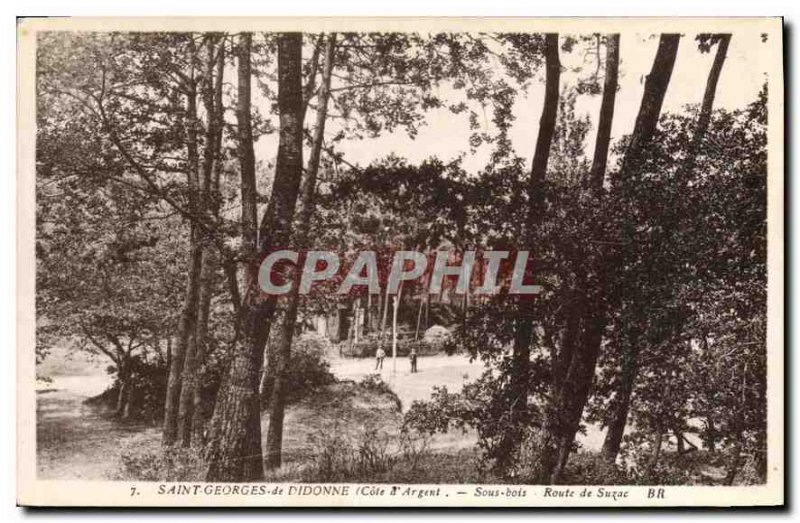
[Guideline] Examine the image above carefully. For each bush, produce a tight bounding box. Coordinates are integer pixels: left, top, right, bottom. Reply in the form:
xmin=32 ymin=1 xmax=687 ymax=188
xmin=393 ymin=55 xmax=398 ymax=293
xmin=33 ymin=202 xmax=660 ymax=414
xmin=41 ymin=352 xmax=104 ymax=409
xmin=359 ymin=373 xmax=394 ymax=393
xmin=261 ymin=334 xmax=336 ymax=408
xmin=422 ymin=325 xmax=452 ymax=345
xmin=301 ymin=424 xmax=437 ymax=483
xmin=426 ymin=303 xmax=460 ymax=327
xmin=559 ymin=452 xmax=632 ymax=485
xmin=376 ymin=448 xmax=487 ymax=484
xmin=86 ymin=356 xmax=167 ymax=422
xmin=302 ymin=425 xmax=397 ymax=482
xmin=617 ymin=432 xmax=713 ymax=485
xmin=119 ymin=441 xmax=205 ymax=481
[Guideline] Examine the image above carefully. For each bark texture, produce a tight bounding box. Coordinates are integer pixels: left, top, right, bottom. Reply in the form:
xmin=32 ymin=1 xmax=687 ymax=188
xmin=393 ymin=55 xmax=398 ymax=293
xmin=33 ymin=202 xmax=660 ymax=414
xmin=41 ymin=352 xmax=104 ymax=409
xmin=204 ymin=32 xmax=304 ymax=482
xmin=506 ymin=33 xmax=561 ymax=476
xmin=548 ymin=34 xmax=620 ymax=483
xmin=266 ymin=33 xmax=337 ymax=470
xmin=602 ymin=34 xmax=681 ymax=463
xmin=177 ymin=35 xmax=226 ymax=447
xmin=588 ymin=34 xmax=620 ymax=193
xmin=163 ymin=44 xmax=202 ymax=445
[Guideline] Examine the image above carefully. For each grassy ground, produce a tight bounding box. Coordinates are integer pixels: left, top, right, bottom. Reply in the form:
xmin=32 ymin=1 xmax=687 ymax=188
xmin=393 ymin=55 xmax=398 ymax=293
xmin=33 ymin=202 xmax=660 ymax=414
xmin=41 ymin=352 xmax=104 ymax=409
xmin=36 ymin=349 xmax=485 ymax=481
xmin=34 ymin=349 xmax=611 ymax=482
xmin=263 ymin=380 xmax=404 ymax=479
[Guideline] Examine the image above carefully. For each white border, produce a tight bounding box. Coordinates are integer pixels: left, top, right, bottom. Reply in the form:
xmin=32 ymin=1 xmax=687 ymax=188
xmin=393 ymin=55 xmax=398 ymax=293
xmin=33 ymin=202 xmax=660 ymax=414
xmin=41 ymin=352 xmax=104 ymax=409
xmin=9 ymin=9 xmax=789 ymax=516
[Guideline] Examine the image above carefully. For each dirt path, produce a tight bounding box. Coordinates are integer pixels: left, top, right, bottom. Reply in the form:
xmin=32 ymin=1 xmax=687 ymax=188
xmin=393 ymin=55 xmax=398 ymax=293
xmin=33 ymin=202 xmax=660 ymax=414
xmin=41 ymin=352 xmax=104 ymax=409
xmin=36 ymin=378 xmax=159 ymax=480
xmin=36 ymin=351 xmax=610 ymax=480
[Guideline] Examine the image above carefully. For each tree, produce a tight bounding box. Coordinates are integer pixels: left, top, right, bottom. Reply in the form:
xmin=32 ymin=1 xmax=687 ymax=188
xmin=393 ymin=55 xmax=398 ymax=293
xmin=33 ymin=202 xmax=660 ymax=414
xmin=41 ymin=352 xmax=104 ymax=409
xmin=680 ymin=34 xmax=731 ymax=182
xmin=204 ymin=32 xmax=305 ymax=482
xmin=256 ymin=31 xmax=517 ymax=471
xmin=163 ymin=34 xmax=204 ymax=446
xmin=36 ymin=32 xmax=221 ymax=424
xmin=265 ymin=33 xmax=337 ymax=470
xmin=589 ymin=34 xmax=619 ymax=193
xmin=598 ymin=34 xmax=735 ymax=466
xmin=591 ymin=92 xmax=767 ymax=479
xmin=546 ymin=33 xmax=620 ymax=483
xmin=512 ymin=32 xmax=561 ymax=482
xmin=36 ymin=101 xmax=185 ymax=418
xmin=177 ymin=34 xmax=228 ymax=448
xmin=601 ymin=33 xmax=681 ymax=463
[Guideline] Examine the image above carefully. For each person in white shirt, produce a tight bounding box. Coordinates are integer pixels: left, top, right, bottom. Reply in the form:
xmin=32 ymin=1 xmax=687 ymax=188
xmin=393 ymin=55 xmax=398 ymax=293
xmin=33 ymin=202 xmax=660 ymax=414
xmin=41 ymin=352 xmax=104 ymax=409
xmin=375 ymin=347 xmax=386 ymax=370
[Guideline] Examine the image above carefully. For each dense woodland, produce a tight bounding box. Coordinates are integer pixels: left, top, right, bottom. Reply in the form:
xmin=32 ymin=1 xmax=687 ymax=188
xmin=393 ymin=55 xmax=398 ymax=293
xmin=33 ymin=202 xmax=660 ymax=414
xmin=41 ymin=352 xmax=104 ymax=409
xmin=36 ymin=31 xmax=767 ymax=484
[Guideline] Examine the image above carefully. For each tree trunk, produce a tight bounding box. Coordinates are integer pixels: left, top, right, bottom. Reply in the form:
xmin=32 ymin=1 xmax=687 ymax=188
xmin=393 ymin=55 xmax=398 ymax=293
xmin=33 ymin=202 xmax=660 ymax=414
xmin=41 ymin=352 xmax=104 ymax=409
xmin=705 ymin=414 xmax=717 ymax=451
xmin=177 ymin=332 xmax=198 ymax=438
xmin=336 ymin=305 xmax=350 ymax=343
xmin=115 ymin=366 xmax=129 ymax=417
xmin=379 ymin=280 xmax=390 ymax=346
xmin=191 ymin=247 xmax=217 ymax=444
xmin=617 ymin=37 xmax=730 ymax=464
xmin=205 ymin=31 xmax=263 ymax=482
xmin=680 ymin=34 xmax=731 ymax=181
xmin=163 ymin=52 xmax=202 ymax=446
xmin=424 ymin=288 xmax=431 ymax=330
xmin=512 ymin=32 xmax=560 ymax=481
xmin=649 ymin=424 xmax=664 ymax=469
xmin=601 ymin=34 xmax=680 ymax=464
xmin=601 ymin=333 xmax=640 ymax=462
xmin=551 ymin=289 xmax=608 ymax=483
xmin=549 ymin=35 xmax=620 ymax=483
xmin=618 ymin=34 xmax=681 ymax=179
xmin=365 ymin=292 xmax=372 ymax=334
xmin=552 ymin=34 xmax=620 ymax=474
xmin=178 ymin=36 xmax=225 ymax=448
xmin=414 ymin=294 xmax=424 ymax=341
xmin=204 ymin=32 xmax=305 ymax=482
xmin=392 ymin=293 xmax=400 ymax=376
xmin=192 ymin=37 xmax=225 ymax=445
xmin=588 ymin=34 xmax=619 ymax=193
xmin=166 ymin=337 xmax=172 ymax=367
xmin=725 ymin=436 xmax=743 ymax=485
xmin=265 ymin=33 xmax=336 ymax=471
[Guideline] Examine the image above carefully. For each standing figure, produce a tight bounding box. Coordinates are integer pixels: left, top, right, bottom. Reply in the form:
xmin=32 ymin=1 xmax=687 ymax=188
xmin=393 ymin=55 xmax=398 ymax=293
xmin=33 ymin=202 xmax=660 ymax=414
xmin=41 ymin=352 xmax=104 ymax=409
xmin=375 ymin=347 xmax=386 ymax=370
xmin=410 ymin=347 xmax=418 ymax=373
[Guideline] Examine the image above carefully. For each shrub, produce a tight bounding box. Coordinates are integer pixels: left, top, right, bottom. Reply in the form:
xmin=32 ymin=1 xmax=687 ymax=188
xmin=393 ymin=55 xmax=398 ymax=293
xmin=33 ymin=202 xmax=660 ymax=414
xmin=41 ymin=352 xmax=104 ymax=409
xmin=617 ymin=432 xmax=708 ymax=485
xmin=119 ymin=441 xmax=205 ymax=481
xmin=426 ymin=302 xmax=460 ymax=327
xmin=261 ymin=334 xmax=336 ymax=408
xmin=359 ymin=373 xmax=395 ymax=396
xmin=86 ymin=356 xmax=167 ymax=422
xmin=376 ymin=448 xmax=487 ymax=484
xmin=559 ymin=452 xmax=632 ymax=485
xmin=422 ymin=325 xmax=452 ymax=345
xmin=302 ymin=428 xmax=354 ymax=482
xmin=737 ymin=453 xmax=767 ymax=485
xmin=302 ymin=425 xmax=396 ymax=482
xmin=397 ymin=427 xmax=433 ymax=472
xmin=301 ymin=424 xmax=438 ymax=483
xmin=353 ymin=427 xmax=396 ymax=478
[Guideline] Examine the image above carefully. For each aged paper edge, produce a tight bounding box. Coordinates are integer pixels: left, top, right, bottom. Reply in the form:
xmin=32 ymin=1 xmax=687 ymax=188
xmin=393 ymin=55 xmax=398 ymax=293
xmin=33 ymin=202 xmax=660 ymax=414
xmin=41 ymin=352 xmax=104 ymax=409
xmin=16 ymin=16 xmax=785 ymax=508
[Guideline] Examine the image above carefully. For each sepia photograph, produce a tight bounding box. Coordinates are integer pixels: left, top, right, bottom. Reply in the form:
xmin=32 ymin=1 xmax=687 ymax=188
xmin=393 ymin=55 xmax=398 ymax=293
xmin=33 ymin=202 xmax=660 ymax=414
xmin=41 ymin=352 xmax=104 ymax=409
xmin=16 ymin=16 xmax=784 ymax=507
